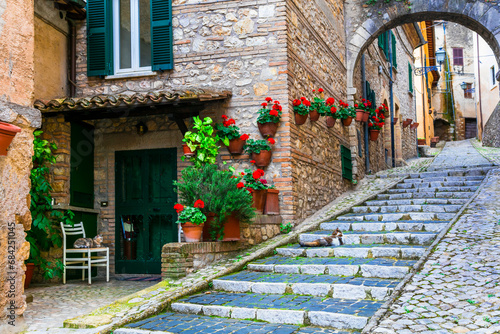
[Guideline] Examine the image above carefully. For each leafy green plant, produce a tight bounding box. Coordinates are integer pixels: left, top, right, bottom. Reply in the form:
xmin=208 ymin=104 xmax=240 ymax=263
xmin=182 ymin=117 xmax=220 ymax=167
xmin=257 ymin=97 xmax=282 ymax=124
xmin=244 ymin=139 xmax=273 ymax=154
xmin=175 ymin=202 xmax=207 ymax=225
xmin=279 ymin=222 xmax=293 ymax=234
xmin=336 ymin=100 xmax=356 ymax=120
xmin=28 ymin=131 xmax=74 ymax=280
xmin=292 ymin=97 xmax=311 ymax=115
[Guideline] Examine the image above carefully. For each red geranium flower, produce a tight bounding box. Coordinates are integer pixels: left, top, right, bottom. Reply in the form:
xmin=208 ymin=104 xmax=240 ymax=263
xmin=268 ymin=138 xmax=276 ymax=145
xmin=274 ymin=101 xmax=280 ymax=104
xmin=303 ymin=100 xmax=311 ymax=107
xmin=270 ymin=110 xmax=279 ymax=117
xmin=354 ymin=104 xmax=358 ymax=108
xmin=250 ymin=160 xmax=256 ymax=163
xmin=252 ymin=171 xmax=261 ymax=180
xmin=325 ymin=97 xmax=335 ymax=106
xmin=194 ymin=199 xmax=205 ymax=209
xmin=362 ymin=98 xmax=366 ymax=102
xmin=265 ymin=97 xmax=273 ymax=102
xmin=237 ymin=182 xmax=244 ymax=189
xmin=368 ymin=123 xmax=373 ymax=127
xmin=174 ymin=203 xmax=184 ymax=213
xmin=318 ymin=88 xmax=324 ymax=93
xmin=261 ymin=103 xmax=268 ymax=108
xmin=221 ymin=115 xmax=228 ymax=120
xmin=260 ymin=179 xmax=267 ymax=185
xmin=240 ymin=134 xmax=249 ymax=141
xmin=330 ymin=107 xmax=337 ymax=113
xmin=300 ymin=96 xmax=306 ymax=101
xmin=246 ymin=188 xmax=253 ymax=193
xmin=292 ymin=99 xmax=301 ymax=106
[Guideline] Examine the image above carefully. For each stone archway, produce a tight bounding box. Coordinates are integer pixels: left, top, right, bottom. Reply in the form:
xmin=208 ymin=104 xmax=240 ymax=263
xmin=344 ymin=0 xmax=500 ymax=146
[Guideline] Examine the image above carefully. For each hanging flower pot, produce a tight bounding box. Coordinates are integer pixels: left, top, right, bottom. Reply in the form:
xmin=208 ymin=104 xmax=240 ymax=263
xmin=228 ymin=138 xmax=246 ymax=155
xmin=326 ymin=116 xmax=336 ymax=128
xmin=181 ymin=222 xmax=204 ymax=242
xmin=202 ymin=212 xmax=217 ymax=241
xmin=342 ymin=116 xmax=353 ymax=127
xmin=355 ymin=109 xmax=364 ymax=122
xmin=252 ymin=150 xmax=272 ymax=168
xmin=251 ymin=189 xmax=267 ymax=213
xmin=369 ymin=130 xmax=380 ymax=141
xmin=294 ymin=112 xmax=308 ymax=125
xmin=392 ymin=117 xmax=398 ymax=125
xmin=309 ymin=109 xmax=320 ymax=122
xmin=258 ymin=122 xmax=279 ymax=138
xmin=219 ymin=213 xmax=240 ymax=241
xmin=403 ymin=119 xmax=412 ymax=128
xmin=0 ymin=122 xmax=21 ymax=156
xmin=264 ymin=189 xmax=280 ymax=215
xmin=362 ymin=111 xmax=370 ymax=123
xmin=410 ymin=122 xmax=419 ymax=130
xmin=182 ymin=144 xmax=195 ymax=157
xmin=24 ymin=263 xmax=35 ymax=289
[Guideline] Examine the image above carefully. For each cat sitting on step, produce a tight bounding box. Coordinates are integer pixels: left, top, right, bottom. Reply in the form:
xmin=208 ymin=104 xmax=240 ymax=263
xmin=299 ymin=228 xmax=343 ymax=247
xmin=73 ymin=235 xmax=104 ymax=249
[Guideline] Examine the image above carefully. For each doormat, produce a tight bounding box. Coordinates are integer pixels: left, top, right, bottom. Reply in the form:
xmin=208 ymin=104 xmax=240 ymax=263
xmin=120 ymin=277 xmax=161 ymax=282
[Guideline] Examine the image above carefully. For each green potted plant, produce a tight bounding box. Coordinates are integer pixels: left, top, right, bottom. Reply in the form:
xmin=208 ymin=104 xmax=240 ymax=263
xmin=292 ymin=97 xmax=310 ymax=125
xmin=257 ymin=97 xmax=282 ymax=137
xmin=337 ymin=100 xmax=356 ymax=126
xmin=216 ymin=116 xmax=249 ymax=155
xmin=368 ymin=106 xmax=386 ymax=141
xmin=0 ymin=121 xmax=21 ymax=155
xmin=325 ymin=98 xmax=337 ymax=128
xmin=354 ymin=98 xmax=373 ymax=122
xmin=244 ymin=138 xmax=275 ymax=168
xmin=175 ymin=200 xmax=207 ymax=242
xmin=310 ymin=88 xmax=330 ymax=122
xmin=182 ymin=116 xmax=220 ymax=167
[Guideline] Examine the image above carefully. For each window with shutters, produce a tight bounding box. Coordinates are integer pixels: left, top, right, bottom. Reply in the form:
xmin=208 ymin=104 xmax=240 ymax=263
xmin=408 ymin=62 xmax=413 ymax=93
xmin=490 ymin=66 xmax=497 ymax=87
xmin=452 ymin=48 xmax=464 ymax=66
xmin=340 ymin=145 xmax=353 ymax=181
xmin=464 ymin=83 xmax=472 ymax=99
xmin=87 ymin=0 xmax=173 ymax=77
xmin=391 ymin=32 xmax=397 ymax=69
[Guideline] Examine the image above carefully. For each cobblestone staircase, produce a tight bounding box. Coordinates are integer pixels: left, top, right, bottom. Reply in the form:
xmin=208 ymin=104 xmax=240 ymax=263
xmin=119 ymin=167 xmax=493 ymax=334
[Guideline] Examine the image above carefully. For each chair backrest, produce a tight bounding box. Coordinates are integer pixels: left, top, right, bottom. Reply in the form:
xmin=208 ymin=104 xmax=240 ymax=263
xmin=60 ymin=222 xmax=86 ymax=250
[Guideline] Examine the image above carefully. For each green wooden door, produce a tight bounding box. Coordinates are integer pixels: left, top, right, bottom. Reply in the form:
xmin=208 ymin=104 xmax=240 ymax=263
xmin=115 ymin=148 xmax=177 ymax=274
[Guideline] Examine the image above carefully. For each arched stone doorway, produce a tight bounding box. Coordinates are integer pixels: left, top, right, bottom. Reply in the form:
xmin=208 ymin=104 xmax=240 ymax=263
xmin=344 ymin=0 xmax=500 ymax=146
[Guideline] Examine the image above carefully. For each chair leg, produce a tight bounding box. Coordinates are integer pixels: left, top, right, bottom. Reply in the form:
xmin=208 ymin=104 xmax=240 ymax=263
xmin=63 ymin=255 xmax=66 ymax=284
xmin=82 ymin=253 xmax=85 ymax=281
xmin=106 ymin=248 xmax=109 ymax=282
xmin=88 ymin=250 xmax=91 ymax=285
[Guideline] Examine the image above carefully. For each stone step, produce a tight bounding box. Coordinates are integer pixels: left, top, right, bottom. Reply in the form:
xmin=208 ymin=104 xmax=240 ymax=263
xmin=276 ymin=244 xmax=426 ymax=260
xmin=396 ymin=180 xmax=481 ymax=189
xmin=376 ymin=191 xmax=474 ymax=200
xmin=403 ymin=176 xmax=484 ymax=183
xmin=213 ymin=271 xmax=400 ymax=300
xmin=336 ymin=212 xmax=456 ymax=221
xmin=425 ymin=164 xmax=494 ymax=173
xmin=172 ymin=292 xmax=384 ymax=329
xmin=365 ymin=198 xmax=468 ymax=206
xmin=386 ymin=185 xmax=479 ymax=193
xmin=409 ymin=166 xmax=494 ymax=178
xmin=248 ymin=256 xmax=416 ymax=279
xmin=300 ymin=230 xmax=437 ymax=246
xmin=352 ymin=204 xmax=462 ymax=214
xmin=320 ymin=220 xmax=447 ymax=232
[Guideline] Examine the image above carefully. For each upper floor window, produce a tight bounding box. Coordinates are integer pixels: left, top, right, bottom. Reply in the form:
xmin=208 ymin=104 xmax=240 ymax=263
xmin=490 ymin=65 xmax=496 ymax=87
xmin=87 ymin=0 xmax=173 ymax=77
xmin=452 ymin=48 xmax=463 ymax=66
xmin=464 ymin=83 xmax=472 ymax=99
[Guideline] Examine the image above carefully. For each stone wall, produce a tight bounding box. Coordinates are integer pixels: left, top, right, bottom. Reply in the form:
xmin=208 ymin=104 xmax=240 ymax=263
xmin=483 ymin=104 xmax=500 ymax=148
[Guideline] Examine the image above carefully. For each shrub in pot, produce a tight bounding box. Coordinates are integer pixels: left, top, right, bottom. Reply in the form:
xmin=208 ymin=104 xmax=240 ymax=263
xmin=292 ymin=97 xmax=310 ymax=125
xmin=175 ymin=201 xmax=207 ymax=242
xmin=244 ymin=138 xmax=275 ymax=168
xmin=216 ymin=116 xmax=248 ymax=155
xmin=257 ymin=97 xmax=282 ymax=137
xmin=182 ymin=116 xmax=220 ymax=167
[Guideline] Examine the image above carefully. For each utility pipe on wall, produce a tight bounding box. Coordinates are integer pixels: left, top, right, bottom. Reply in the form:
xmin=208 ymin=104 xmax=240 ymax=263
xmin=361 ymin=54 xmax=370 ymax=173
xmin=388 ymin=31 xmax=396 ymax=168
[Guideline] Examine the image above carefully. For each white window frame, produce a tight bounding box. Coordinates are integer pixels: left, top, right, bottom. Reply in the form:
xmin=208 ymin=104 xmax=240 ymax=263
xmin=112 ymin=0 xmax=151 ymax=75
xmin=490 ymin=65 xmax=497 ymax=89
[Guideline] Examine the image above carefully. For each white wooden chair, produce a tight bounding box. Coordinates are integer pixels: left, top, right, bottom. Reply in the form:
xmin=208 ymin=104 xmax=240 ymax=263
xmin=60 ymin=222 xmax=109 ymax=284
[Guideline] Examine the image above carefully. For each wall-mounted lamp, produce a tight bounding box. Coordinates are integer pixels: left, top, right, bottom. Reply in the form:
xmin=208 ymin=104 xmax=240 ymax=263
xmin=435 ymin=47 xmax=446 ymax=66
xmin=460 ymin=82 xmax=468 ymax=91
xmin=136 ymin=122 xmax=148 ymax=136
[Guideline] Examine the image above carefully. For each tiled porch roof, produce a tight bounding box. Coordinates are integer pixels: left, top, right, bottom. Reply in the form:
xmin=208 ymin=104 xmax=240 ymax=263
xmin=34 ymin=90 xmax=232 ymax=114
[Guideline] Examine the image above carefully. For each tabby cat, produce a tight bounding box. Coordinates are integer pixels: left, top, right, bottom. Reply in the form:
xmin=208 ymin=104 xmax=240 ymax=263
xmin=299 ymin=228 xmax=343 ymax=247
xmin=73 ymin=235 xmax=104 ymax=249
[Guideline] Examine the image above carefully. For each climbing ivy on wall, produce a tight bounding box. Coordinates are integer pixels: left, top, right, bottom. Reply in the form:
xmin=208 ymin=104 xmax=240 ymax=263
xmin=365 ymin=0 xmax=413 ymax=10
xmin=27 ymin=131 xmax=74 ymax=279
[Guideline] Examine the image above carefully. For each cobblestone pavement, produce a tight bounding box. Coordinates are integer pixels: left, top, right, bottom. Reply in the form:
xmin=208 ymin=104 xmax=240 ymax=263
xmin=471 ymin=139 xmax=500 ymax=166
xmin=371 ymin=168 xmax=500 ymax=334
xmin=427 ymin=140 xmax=493 ymax=171
xmin=23 ymin=279 xmax=155 ymax=333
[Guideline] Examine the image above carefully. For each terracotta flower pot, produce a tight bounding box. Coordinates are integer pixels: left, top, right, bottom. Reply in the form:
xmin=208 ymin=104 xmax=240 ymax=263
xmin=294 ymin=112 xmax=308 ymax=125
xmin=202 ymin=212 xmax=217 ymax=241
xmin=403 ymin=120 xmax=412 ymax=128
xmin=326 ymin=116 xmax=336 ymax=128
xmin=410 ymin=122 xmax=419 ymax=130
xmin=219 ymin=213 xmax=240 ymax=241
xmin=181 ymin=222 xmax=204 ymax=242
xmin=355 ymin=109 xmax=364 ymax=122
xmin=24 ymin=263 xmax=35 ymax=289
xmin=362 ymin=111 xmax=370 ymax=123
xmin=258 ymin=122 xmax=278 ymax=138
xmin=0 ymin=122 xmax=21 ymax=156
xmin=264 ymin=189 xmax=280 ymax=215
xmin=251 ymin=189 xmax=267 ymax=213
xmin=342 ymin=116 xmax=353 ymax=127
xmin=252 ymin=150 xmax=272 ymax=168
xmin=392 ymin=117 xmax=398 ymax=125
xmin=182 ymin=144 xmax=195 ymax=157
xmin=228 ymin=138 xmax=245 ymax=155
xmin=369 ymin=129 xmax=380 ymax=141
xmin=309 ymin=109 xmax=320 ymax=122
xmin=418 ymin=139 xmax=426 ymax=146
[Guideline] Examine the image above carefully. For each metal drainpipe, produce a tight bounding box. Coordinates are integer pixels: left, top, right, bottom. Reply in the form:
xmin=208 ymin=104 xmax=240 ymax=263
xmin=476 ymin=33 xmax=484 ymax=139
xmin=361 ymin=54 xmax=370 ymax=173
xmin=388 ymin=31 xmax=396 ymax=167
xmin=68 ymin=19 xmax=77 ymax=97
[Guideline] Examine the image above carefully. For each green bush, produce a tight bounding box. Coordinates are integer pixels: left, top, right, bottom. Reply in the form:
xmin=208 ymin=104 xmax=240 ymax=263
xmin=182 ymin=116 xmax=220 ymax=167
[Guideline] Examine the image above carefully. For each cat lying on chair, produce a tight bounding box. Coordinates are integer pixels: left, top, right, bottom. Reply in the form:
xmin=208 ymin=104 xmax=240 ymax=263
xmin=299 ymin=228 xmax=343 ymax=247
xmin=73 ymin=235 xmax=104 ymax=249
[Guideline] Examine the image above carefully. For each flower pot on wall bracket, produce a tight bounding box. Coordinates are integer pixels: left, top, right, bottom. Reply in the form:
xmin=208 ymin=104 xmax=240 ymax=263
xmin=0 ymin=122 xmax=21 ymax=156
xmin=410 ymin=122 xmax=419 ymax=130
xmin=355 ymin=109 xmax=364 ymax=122
xmin=369 ymin=130 xmax=380 ymax=141
xmin=264 ymin=189 xmax=280 ymax=215
xmin=362 ymin=111 xmax=370 ymax=123
xmin=219 ymin=213 xmax=240 ymax=241
xmin=326 ymin=116 xmax=336 ymax=128
xmin=258 ymin=122 xmax=279 ymax=138
xmin=181 ymin=222 xmax=204 ymax=242
xmin=342 ymin=117 xmax=353 ymax=127
xmin=228 ymin=138 xmax=246 ymax=155
xmin=251 ymin=189 xmax=267 ymax=213
xmin=392 ymin=117 xmax=398 ymax=125
xmin=252 ymin=150 xmax=272 ymax=168
xmin=294 ymin=112 xmax=308 ymax=125
xmin=182 ymin=144 xmax=195 ymax=157
xmin=309 ymin=109 xmax=320 ymax=122
xmin=402 ymin=119 xmax=412 ymax=128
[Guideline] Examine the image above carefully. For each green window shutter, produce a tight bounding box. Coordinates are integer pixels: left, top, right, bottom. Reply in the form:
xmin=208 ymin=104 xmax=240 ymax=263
xmin=341 ymin=145 xmax=353 ymax=181
xmin=391 ymin=32 xmax=397 ymax=68
xmin=378 ymin=34 xmax=384 ymax=49
xmin=408 ymin=62 xmax=413 ymax=93
xmin=87 ymin=0 xmax=113 ymax=77
xmin=151 ymin=0 xmax=173 ymax=71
